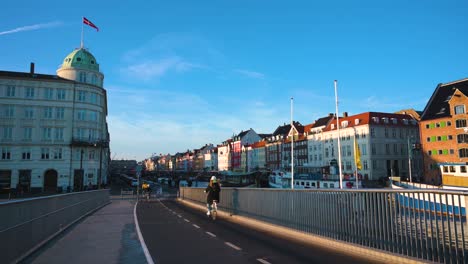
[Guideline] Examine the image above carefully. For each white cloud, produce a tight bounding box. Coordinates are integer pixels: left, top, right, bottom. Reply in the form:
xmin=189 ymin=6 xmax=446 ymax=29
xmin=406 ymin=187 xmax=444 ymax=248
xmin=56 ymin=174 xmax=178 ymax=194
xmin=0 ymin=21 xmax=62 ymax=36
xmin=122 ymin=57 xmax=202 ymax=80
xmin=234 ymin=69 xmax=265 ymax=79
xmin=106 ymin=86 xmax=285 ymax=160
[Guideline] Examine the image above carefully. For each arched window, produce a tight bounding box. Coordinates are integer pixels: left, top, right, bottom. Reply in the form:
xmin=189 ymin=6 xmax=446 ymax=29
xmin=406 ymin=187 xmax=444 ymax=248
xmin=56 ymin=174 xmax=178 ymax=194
xmin=459 ymin=148 xmax=468 ymax=158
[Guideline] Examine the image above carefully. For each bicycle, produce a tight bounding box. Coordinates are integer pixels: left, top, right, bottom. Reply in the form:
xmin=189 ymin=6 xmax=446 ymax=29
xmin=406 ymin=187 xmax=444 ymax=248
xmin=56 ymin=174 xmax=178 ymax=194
xmin=143 ymin=189 xmax=151 ymax=201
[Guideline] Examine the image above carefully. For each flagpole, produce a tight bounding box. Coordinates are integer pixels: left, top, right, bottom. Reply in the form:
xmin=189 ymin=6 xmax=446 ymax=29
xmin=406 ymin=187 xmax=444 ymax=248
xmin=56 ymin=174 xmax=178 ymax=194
xmin=291 ymin=97 xmax=294 ymax=189
xmin=81 ymin=17 xmax=84 ymax=48
xmin=334 ymin=80 xmax=343 ymax=189
xmin=354 ymin=132 xmax=359 ymax=189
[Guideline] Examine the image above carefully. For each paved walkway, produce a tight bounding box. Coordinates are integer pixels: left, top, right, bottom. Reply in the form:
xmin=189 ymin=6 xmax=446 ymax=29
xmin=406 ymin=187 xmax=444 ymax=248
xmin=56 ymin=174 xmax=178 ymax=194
xmin=23 ymin=199 xmax=147 ymax=264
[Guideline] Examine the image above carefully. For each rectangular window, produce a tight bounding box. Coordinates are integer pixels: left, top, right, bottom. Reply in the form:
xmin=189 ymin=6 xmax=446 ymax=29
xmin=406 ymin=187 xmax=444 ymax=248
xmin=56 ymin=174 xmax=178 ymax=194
xmin=361 ymin=144 xmax=367 ymax=155
xmin=440 ymin=121 xmax=446 ymax=128
xmin=393 ymin=144 xmax=398 ymax=154
xmin=44 ymin=88 xmax=54 ymax=99
xmin=77 ymin=110 xmax=86 ymax=121
xmin=25 ymin=87 xmax=35 ymax=98
xmin=5 ymin=105 xmax=14 ymax=118
xmin=53 ymin=148 xmax=62 ymax=159
xmin=2 ymin=127 xmax=13 ymax=140
xmin=385 ymin=144 xmax=390 ymax=155
xmin=442 ymin=135 xmax=447 ymax=141
xmin=429 ymin=123 xmax=435 ymax=129
xmin=89 ymin=111 xmax=97 ymax=121
xmin=76 ymin=128 xmax=86 ymax=139
xmin=24 ymin=107 xmax=34 ymax=119
xmin=455 ymin=105 xmax=465 ymax=114
xmin=44 ymin=107 xmax=53 ymax=119
xmin=456 ymin=119 xmax=467 ymax=128
xmin=363 ymin=160 xmax=368 ymax=170
xmin=89 ymin=150 xmax=95 ymax=160
xmin=1 ymin=147 xmax=11 ymax=160
xmin=54 ymin=127 xmax=64 ymax=140
xmin=430 ymin=136 xmax=436 ymax=142
xmin=57 ymin=89 xmax=66 ymax=100
xmin=461 ymin=166 xmax=467 ymax=173
xmin=42 ymin=127 xmax=52 ymax=140
xmin=370 ymin=128 xmax=376 ymax=137
xmin=371 ymin=144 xmax=376 ymax=155
xmin=90 ymin=93 xmax=97 ymax=104
xmin=392 ymin=129 xmax=396 ymax=138
xmin=384 ymin=128 xmax=389 ymax=137
xmin=22 ymin=148 xmax=31 ymax=160
xmin=443 ymin=149 xmax=449 ymax=155
xmin=6 ymin=86 xmax=15 ymax=97
xmin=55 ymin=107 xmax=65 ymax=119
xmin=78 ymin=91 xmax=87 ymax=102
xmin=23 ymin=127 xmax=32 ymax=140
xmin=41 ymin=148 xmax=50 ymax=159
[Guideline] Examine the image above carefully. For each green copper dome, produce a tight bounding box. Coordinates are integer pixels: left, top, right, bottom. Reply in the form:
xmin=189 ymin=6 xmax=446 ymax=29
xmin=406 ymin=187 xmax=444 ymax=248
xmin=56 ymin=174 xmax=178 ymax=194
xmin=60 ymin=48 xmax=99 ymax=71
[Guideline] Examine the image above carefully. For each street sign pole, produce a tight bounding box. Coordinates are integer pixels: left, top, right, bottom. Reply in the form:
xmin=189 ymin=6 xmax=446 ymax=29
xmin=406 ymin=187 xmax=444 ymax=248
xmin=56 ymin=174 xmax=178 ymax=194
xmin=136 ymin=162 xmax=142 ymax=202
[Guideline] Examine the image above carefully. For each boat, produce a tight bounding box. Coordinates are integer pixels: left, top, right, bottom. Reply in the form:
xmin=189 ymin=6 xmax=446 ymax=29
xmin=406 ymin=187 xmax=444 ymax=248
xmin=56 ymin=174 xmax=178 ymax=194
xmin=219 ymin=170 xmax=259 ymax=187
xmin=268 ymin=170 xmax=360 ymax=189
xmin=391 ymin=179 xmax=466 ymax=217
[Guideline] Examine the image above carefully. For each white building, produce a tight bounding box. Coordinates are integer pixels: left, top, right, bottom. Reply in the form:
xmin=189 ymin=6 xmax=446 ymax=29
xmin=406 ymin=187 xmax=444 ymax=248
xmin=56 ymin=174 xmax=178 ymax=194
xmin=217 ymin=141 xmax=231 ymax=172
xmin=0 ymin=47 xmax=110 ymax=193
xmin=317 ymin=112 xmax=421 ymax=181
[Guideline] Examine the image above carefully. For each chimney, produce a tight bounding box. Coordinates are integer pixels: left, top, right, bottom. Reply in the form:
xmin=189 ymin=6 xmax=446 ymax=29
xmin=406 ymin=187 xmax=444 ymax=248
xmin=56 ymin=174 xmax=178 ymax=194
xmin=343 ymin=112 xmax=348 ymax=117
xmin=30 ymin=62 xmax=35 ymax=75
xmin=329 ymin=113 xmax=334 ymax=116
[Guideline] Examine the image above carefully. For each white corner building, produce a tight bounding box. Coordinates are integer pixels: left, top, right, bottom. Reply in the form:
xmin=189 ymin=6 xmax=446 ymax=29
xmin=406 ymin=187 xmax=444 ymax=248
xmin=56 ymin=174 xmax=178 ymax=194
xmin=0 ymin=47 xmax=110 ymax=193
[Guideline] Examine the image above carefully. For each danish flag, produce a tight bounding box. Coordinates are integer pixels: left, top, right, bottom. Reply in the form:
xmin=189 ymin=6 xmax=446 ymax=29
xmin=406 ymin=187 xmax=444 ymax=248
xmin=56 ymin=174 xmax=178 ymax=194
xmin=83 ymin=17 xmax=99 ymax=32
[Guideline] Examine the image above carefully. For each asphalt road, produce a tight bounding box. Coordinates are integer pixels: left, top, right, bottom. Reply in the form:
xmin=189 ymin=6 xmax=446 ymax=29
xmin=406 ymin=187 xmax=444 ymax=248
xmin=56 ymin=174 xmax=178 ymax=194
xmin=137 ymin=199 xmax=374 ymax=264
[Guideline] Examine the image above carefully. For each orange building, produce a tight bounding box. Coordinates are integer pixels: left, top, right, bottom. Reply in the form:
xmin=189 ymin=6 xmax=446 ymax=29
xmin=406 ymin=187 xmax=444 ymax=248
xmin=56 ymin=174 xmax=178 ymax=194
xmin=420 ymin=78 xmax=468 ymax=187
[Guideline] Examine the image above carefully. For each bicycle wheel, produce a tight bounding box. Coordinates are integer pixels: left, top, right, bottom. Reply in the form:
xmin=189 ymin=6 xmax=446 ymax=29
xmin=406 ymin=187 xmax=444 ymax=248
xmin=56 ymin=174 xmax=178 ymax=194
xmin=211 ymin=202 xmax=217 ymax=220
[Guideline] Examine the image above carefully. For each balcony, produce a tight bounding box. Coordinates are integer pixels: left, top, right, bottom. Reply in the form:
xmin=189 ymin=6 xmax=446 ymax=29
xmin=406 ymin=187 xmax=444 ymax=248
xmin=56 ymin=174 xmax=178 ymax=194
xmin=71 ymin=137 xmax=109 ymax=147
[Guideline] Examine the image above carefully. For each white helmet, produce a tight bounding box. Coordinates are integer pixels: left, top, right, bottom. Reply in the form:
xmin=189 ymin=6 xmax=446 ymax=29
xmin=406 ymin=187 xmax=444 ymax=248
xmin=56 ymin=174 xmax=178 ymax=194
xmin=210 ymin=176 xmax=217 ymax=182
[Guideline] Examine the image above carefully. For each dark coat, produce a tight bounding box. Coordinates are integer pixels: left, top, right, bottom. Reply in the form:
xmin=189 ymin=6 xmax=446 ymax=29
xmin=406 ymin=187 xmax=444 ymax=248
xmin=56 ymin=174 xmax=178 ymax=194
xmin=205 ymin=183 xmax=220 ymax=204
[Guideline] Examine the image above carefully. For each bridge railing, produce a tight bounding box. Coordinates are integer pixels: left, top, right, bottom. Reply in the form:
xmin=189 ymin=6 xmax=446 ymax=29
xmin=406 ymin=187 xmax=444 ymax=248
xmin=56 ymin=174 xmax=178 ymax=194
xmin=180 ymin=187 xmax=468 ymax=263
xmin=0 ymin=189 xmax=109 ymax=264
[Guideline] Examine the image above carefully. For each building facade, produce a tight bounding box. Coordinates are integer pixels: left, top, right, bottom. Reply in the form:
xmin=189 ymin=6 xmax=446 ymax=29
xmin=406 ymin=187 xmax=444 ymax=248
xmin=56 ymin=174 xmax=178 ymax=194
xmin=420 ymin=79 xmax=468 ymax=186
xmin=0 ymin=47 xmax=110 ymax=193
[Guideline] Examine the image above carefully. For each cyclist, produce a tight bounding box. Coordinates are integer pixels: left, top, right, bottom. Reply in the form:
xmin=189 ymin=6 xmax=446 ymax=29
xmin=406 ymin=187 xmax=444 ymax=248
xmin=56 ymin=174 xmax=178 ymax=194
xmin=204 ymin=176 xmax=221 ymax=216
xmin=142 ymin=182 xmax=151 ymax=200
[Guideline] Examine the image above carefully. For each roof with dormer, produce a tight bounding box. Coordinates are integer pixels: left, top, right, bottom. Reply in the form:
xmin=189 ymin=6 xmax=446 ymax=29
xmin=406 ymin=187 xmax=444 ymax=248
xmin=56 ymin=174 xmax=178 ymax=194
xmin=322 ymin=112 xmax=417 ymax=132
xmin=420 ymin=78 xmax=468 ymax=121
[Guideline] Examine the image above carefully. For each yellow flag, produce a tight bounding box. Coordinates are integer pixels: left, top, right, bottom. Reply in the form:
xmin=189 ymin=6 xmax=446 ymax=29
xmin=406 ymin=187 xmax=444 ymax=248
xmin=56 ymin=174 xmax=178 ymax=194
xmin=354 ymin=139 xmax=362 ymax=170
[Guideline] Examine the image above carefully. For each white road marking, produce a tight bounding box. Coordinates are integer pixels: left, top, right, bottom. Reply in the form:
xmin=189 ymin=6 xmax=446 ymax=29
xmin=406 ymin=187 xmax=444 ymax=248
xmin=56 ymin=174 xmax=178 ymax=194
xmin=256 ymin=258 xmax=271 ymax=264
xmin=184 ymin=219 xmax=190 ymax=222
xmin=177 ymin=215 xmax=182 ymax=218
xmin=193 ymin=224 xmax=200 ymax=229
xmin=206 ymin=232 xmax=217 ymax=238
xmin=225 ymin=242 xmax=242 ymax=251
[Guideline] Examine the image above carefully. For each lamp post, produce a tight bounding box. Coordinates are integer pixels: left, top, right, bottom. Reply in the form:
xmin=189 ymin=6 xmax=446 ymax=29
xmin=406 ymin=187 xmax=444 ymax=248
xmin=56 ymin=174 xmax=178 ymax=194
xmin=407 ymin=136 xmax=413 ymax=183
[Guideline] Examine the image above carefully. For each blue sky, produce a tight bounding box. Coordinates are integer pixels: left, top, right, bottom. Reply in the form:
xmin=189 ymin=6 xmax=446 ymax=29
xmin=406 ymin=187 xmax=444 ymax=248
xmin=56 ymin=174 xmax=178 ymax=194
xmin=2 ymin=0 xmax=468 ymax=161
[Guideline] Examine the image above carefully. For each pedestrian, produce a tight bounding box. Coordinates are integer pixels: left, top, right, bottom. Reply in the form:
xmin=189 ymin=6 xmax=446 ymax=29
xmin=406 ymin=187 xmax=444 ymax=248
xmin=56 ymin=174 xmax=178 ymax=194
xmin=204 ymin=176 xmax=221 ymax=216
